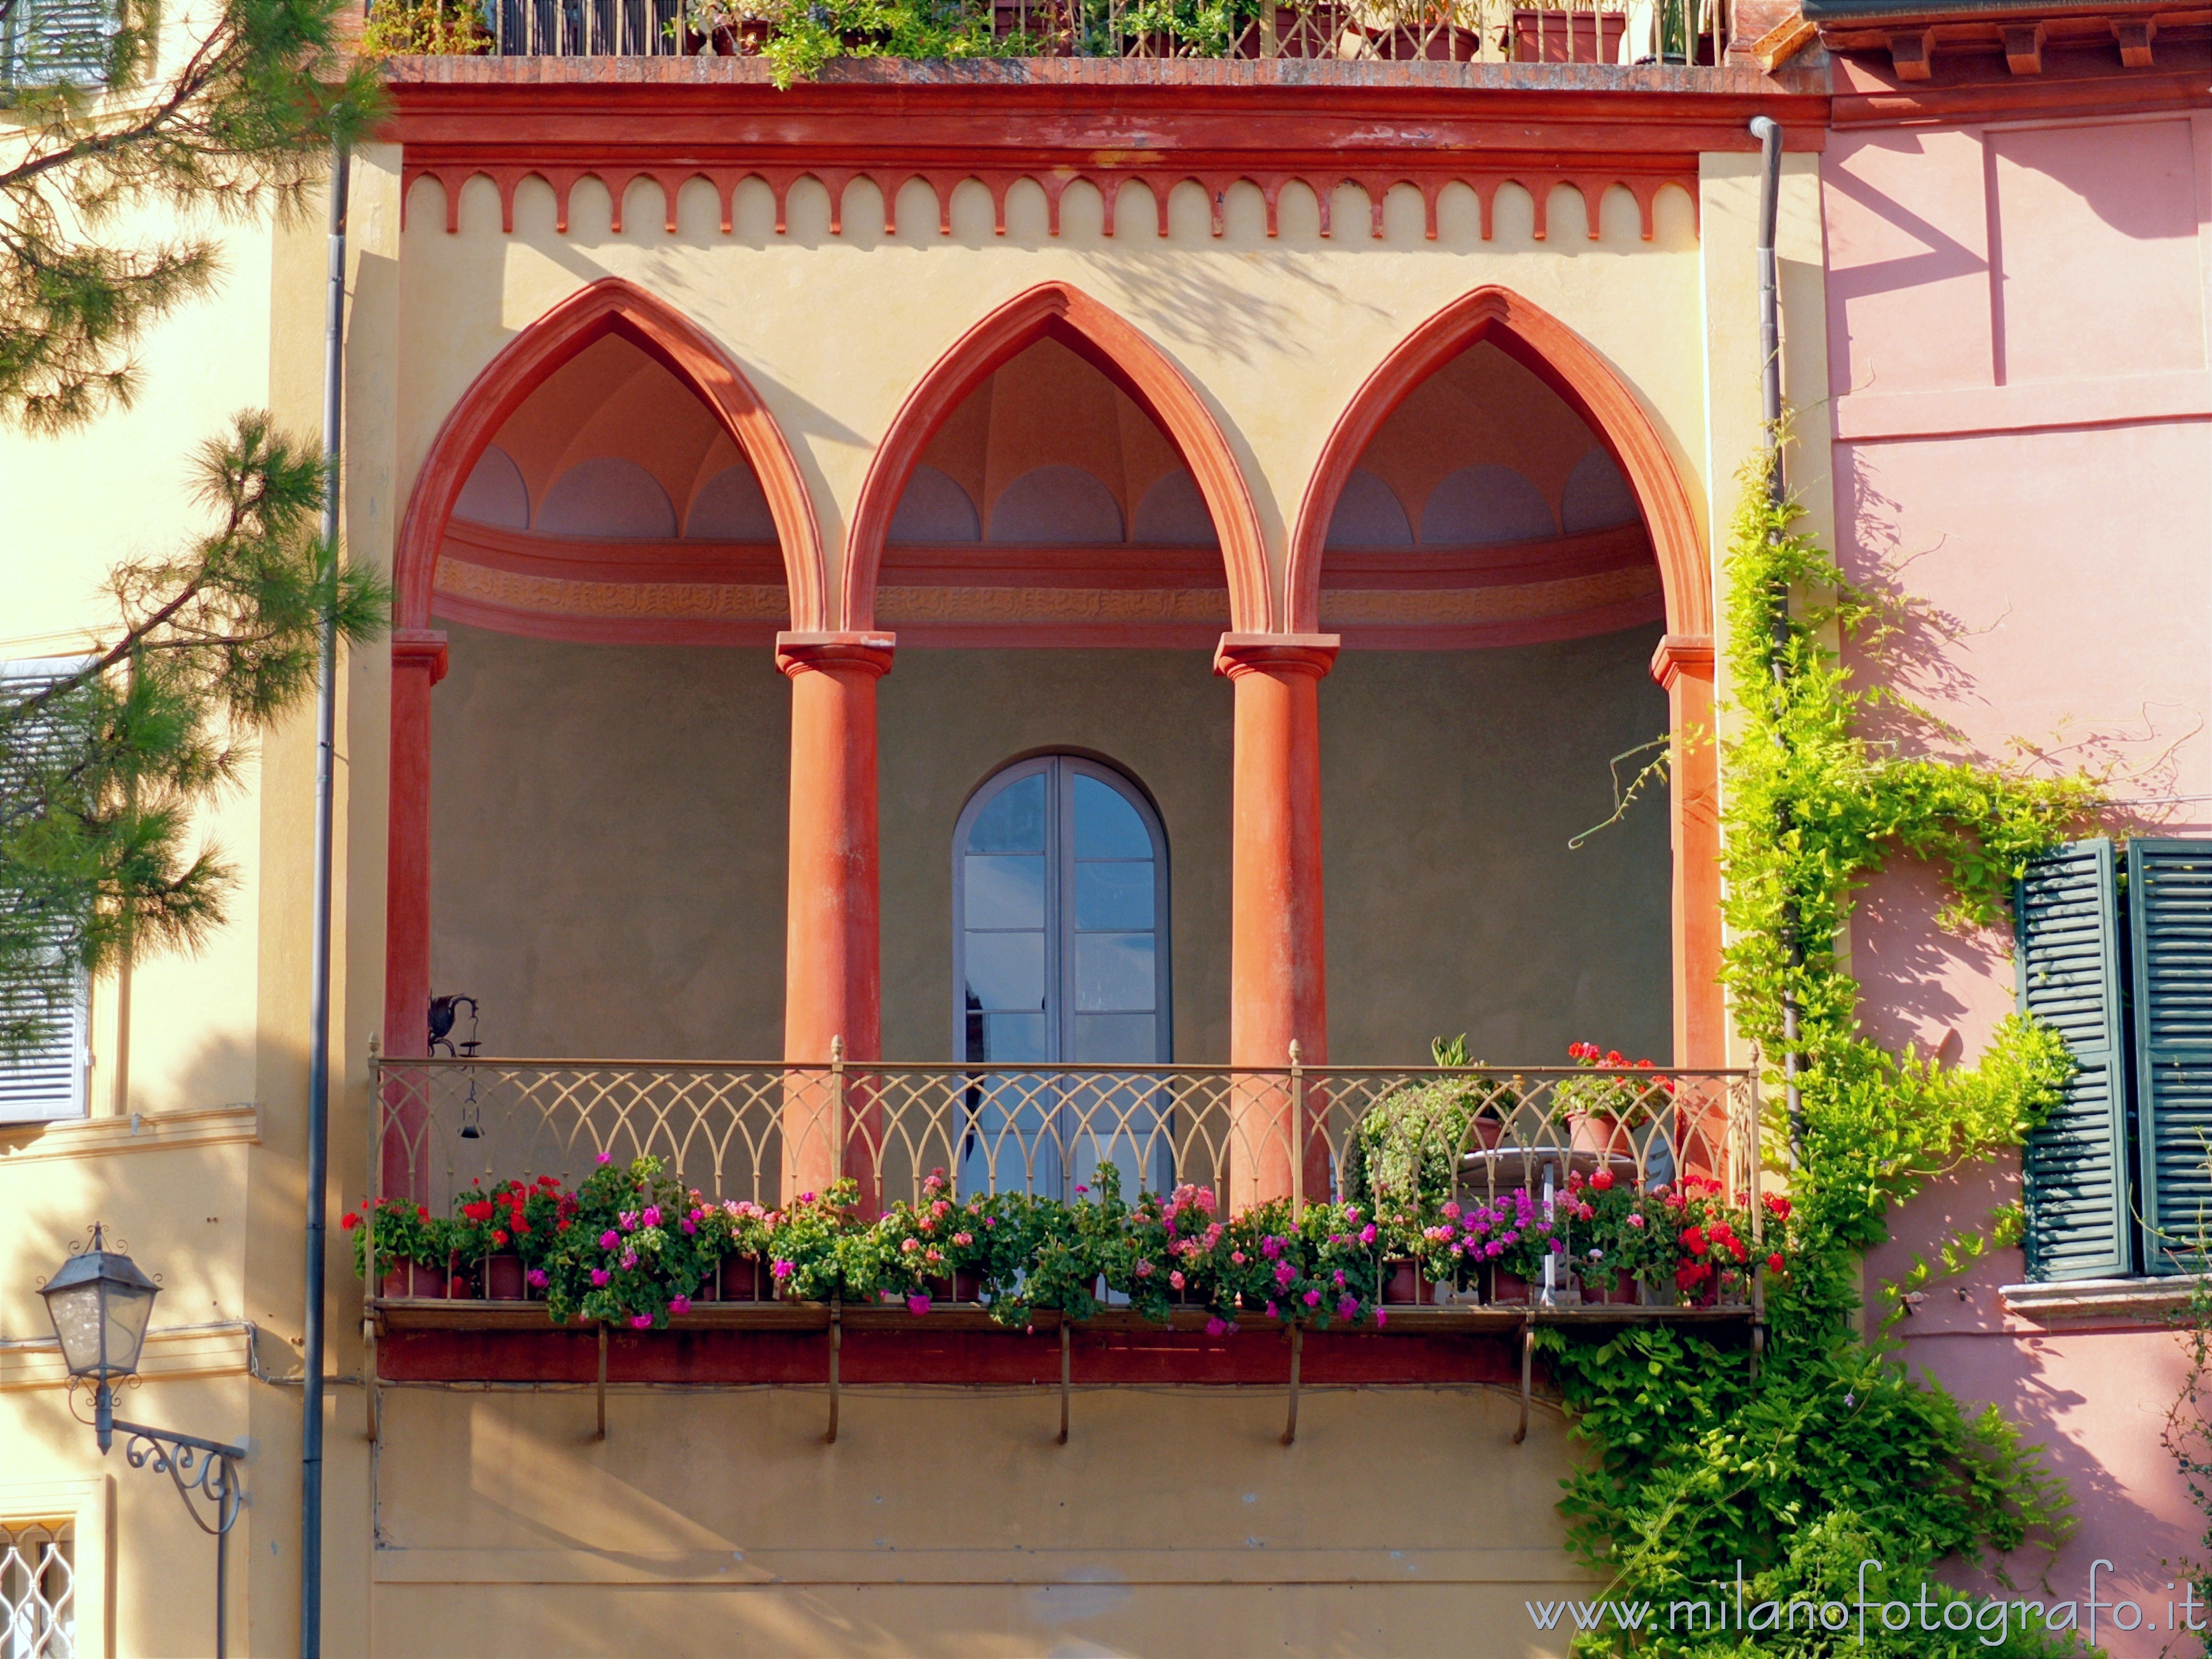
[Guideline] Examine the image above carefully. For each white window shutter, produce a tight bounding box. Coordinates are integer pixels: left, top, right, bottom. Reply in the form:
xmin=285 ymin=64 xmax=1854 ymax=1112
xmin=1 ymin=658 xmax=94 ymax=1124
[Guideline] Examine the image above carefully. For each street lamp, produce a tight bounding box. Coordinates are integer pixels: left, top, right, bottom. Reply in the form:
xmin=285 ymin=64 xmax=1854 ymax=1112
xmin=40 ymin=1226 xmax=248 ymax=1658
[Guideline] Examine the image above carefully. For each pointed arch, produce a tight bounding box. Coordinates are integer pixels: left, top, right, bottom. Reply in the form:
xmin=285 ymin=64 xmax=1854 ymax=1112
xmin=843 ymin=282 xmax=1271 ymax=634
xmin=391 ymin=276 xmax=827 ymax=631
xmin=1286 ymin=286 xmax=1704 ymax=645
xmin=1289 ymin=286 xmax=1720 ymax=1066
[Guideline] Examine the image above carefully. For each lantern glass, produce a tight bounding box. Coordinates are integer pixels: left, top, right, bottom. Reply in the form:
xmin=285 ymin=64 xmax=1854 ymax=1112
xmin=40 ymin=1241 xmax=160 ymax=1381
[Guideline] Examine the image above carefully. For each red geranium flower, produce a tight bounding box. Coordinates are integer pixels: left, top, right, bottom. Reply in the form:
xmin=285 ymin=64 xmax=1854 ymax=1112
xmin=1680 ymin=1226 xmax=1708 ymax=1255
xmin=340 ymin=1212 xmax=359 ymax=1230
xmin=1767 ymin=1253 xmax=1785 ymax=1274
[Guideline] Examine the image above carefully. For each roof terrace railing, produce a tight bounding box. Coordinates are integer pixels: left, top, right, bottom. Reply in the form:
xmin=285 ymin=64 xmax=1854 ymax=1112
xmin=472 ymin=0 xmax=1727 ymax=65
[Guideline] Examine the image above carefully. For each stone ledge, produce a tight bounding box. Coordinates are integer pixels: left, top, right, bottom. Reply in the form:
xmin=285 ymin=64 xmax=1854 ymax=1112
xmin=0 ymin=1102 xmax=261 ymax=1164
xmin=1998 ymin=1276 xmax=2201 ymax=1322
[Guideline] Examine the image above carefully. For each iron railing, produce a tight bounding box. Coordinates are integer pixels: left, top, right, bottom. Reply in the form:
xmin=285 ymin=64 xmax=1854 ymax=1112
xmin=371 ymin=1052 xmax=1759 ymax=1244
xmin=467 ymin=0 xmax=1725 ymax=64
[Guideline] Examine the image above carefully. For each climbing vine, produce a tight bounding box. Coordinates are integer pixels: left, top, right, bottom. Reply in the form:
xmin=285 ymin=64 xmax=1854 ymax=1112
xmin=1539 ymin=448 xmax=2104 ymax=1655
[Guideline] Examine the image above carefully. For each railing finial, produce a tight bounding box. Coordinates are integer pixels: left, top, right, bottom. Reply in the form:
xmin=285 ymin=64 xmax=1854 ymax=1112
xmin=1288 ymin=1039 xmax=1302 ymax=1066
xmin=830 ymin=1034 xmax=844 ymax=1067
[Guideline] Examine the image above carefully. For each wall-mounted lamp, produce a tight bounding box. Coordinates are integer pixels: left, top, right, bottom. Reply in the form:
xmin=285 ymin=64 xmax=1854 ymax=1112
xmin=40 ymin=1225 xmax=247 ymax=1656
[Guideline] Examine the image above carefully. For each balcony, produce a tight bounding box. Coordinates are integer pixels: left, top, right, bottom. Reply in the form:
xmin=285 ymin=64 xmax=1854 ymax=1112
xmin=363 ymin=1057 xmax=1767 ymax=1437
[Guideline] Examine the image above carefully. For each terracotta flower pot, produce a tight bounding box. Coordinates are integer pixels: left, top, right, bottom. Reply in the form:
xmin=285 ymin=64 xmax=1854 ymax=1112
xmin=1382 ymin=1259 xmax=1434 ymax=1305
xmin=483 ymin=1253 xmax=527 ymax=1300
xmin=1490 ymin=1268 xmax=1530 ymax=1305
xmin=721 ymin=1256 xmax=763 ymax=1301
xmin=1580 ymin=1270 xmax=1639 ymax=1305
xmin=379 ymin=1261 xmax=445 ymax=1300
xmin=690 ymin=1270 xmax=720 ymax=1303
xmin=925 ymin=1271 xmax=984 ymax=1303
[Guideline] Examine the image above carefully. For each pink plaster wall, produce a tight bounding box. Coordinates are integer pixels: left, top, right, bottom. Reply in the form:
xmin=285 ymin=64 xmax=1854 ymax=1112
xmin=1823 ymin=106 xmax=2212 ymax=1644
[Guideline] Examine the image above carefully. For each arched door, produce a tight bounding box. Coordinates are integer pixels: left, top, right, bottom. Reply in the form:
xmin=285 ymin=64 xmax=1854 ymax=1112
xmin=953 ymin=755 xmax=1171 ymax=1197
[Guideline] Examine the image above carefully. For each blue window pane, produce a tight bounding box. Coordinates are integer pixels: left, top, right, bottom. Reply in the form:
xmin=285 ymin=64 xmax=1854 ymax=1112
xmin=966 ymin=854 xmax=1045 ymax=929
xmin=1073 ymin=1013 xmax=1158 ymax=1063
xmin=1074 ymin=932 xmax=1156 ymax=1013
xmin=1073 ymin=775 xmax=1152 ymax=859
xmin=1076 ymin=861 xmax=1153 ymax=931
xmin=965 ymin=931 xmax=1044 ymax=1011
xmin=967 ymin=1014 xmax=1048 ymax=1063
xmin=968 ymin=773 xmax=1046 ymax=854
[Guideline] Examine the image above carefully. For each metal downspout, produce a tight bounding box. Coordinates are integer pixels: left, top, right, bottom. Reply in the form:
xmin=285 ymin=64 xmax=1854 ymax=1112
xmin=301 ymin=137 xmax=351 ymax=1659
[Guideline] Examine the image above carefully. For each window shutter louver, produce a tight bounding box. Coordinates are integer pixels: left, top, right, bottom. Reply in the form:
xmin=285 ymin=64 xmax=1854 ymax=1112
xmin=2 ymin=0 xmax=117 ymax=86
xmin=2129 ymin=839 xmax=2212 ymax=1275
xmin=2016 ymin=838 xmax=2133 ymax=1280
xmin=0 ymin=659 xmax=92 ymax=1124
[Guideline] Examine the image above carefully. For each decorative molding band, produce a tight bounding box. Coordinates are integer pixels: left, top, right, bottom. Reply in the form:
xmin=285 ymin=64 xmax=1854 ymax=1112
xmin=403 ymin=156 xmax=1701 ymax=244
xmin=434 ymin=556 xmax=790 ymax=622
xmin=0 ymin=1321 xmax=256 ymax=1391
xmin=0 ymin=1103 xmax=261 ymax=1165
xmin=1321 ymin=562 xmax=1661 ymax=624
xmin=1833 ymin=368 xmax=2212 ymax=442
xmin=379 ymin=60 xmax=1830 ymax=247
xmin=434 ymin=560 xmax=1657 ymax=637
xmin=372 ymin=1541 xmax=1592 ymax=1588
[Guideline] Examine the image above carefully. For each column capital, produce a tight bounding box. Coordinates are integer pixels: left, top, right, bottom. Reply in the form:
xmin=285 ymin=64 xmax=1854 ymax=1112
xmin=392 ymin=627 xmax=449 ymax=686
xmin=1650 ymin=632 xmax=1714 ymax=691
xmin=776 ymin=630 xmax=896 ymax=680
xmin=1214 ymin=633 xmax=1341 ymax=681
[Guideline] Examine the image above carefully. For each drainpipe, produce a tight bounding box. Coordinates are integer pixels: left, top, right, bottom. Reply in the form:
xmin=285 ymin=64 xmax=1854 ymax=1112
xmin=1748 ymin=113 xmax=1804 ymax=1160
xmin=300 ymin=135 xmax=350 ymax=1659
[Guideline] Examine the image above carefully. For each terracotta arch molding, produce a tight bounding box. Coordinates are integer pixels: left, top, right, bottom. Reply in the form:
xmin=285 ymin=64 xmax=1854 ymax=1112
xmin=842 ymin=281 xmax=1272 ymax=635
xmin=1286 ymin=286 xmax=1706 ymax=646
xmin=391 ymin=275 xmax=828 ymax=632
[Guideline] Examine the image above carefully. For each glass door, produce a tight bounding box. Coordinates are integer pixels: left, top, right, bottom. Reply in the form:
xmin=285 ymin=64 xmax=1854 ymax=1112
xmin=954 ymin=755 xmax=1170 ymax=1198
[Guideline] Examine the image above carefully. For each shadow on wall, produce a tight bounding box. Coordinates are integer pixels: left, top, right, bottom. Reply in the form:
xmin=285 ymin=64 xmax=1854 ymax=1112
xmin=1875 ymin=1171 xmax=2194 ymax=1658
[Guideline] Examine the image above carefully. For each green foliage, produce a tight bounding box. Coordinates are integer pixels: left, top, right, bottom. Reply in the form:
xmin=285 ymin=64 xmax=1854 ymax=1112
xmin=345 ymin=1158 xmax=1399 ymax=1333
xmin=679 ymin=0 xmax=1032 ymax=90
xmin=1542 ymin=447 xmax=2101 ymax=1654
xmin=1 ymin=414 xmax=390 ymax=1055
xmin=673 ymin=0 xmax=1267 ymax=86
xmin=1340 ymin=1074 xmax=1496 ymax=1251
xmin=2 ymin=0 xmax=384 ymax=430
xmin=357 ymin=0 xmax=493 ymax=55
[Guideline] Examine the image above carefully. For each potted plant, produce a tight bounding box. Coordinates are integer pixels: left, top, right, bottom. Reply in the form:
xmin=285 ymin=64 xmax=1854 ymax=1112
xmin=342 ymin=1196 xmax=448 ymax=1299
xmin=1118 ymin=1180 xmax=1230 ymax=1322
xmin=1344 ymin=1037 xmax=1517 ymax=1267
xmin=1555 ymin=1042 xmax=1675 ymax=1169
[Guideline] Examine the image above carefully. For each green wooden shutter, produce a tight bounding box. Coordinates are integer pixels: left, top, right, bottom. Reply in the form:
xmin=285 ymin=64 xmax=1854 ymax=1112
xmin=2130 ymin=839 xmax=2212 ymax=1275
xmin=2016 ymin=838 xmax=2132 ymax=1280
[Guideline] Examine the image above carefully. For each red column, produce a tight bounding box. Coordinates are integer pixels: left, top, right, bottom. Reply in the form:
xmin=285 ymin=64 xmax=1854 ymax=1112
xmin=1216 ymin=632 xmax=1339 ymax=1210
xmin=778 ymin=630 xmax=894 ymax=1205
xmin=383 ymin=628 xmax=447 ymax=1203
xmin=1652 ymin=634 xmax=1724 ymax=1070
xmin=383 ymin=628 xmax=448 ymax=1061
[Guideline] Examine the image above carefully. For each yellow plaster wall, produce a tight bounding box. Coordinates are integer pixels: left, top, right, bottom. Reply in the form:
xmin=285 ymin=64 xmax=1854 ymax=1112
xmin=366 ymin=1382 xmax=1595 ymax=1658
